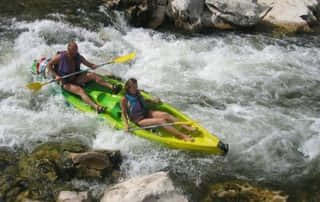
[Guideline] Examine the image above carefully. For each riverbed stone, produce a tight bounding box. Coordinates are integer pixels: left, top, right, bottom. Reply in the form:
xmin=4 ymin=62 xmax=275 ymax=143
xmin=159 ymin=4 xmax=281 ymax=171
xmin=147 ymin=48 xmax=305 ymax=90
xmin=57 ymin=191 xmax=89 ymax=202
xmin=100 ymin=171 xmax=188 ymax=202
xmin=0 ymin=140 xmax=122 ymax=202
xmin=68 ymin=150 xmax=121 ymax=179
xmin=203 ymin=180 xmax=288 ymax=202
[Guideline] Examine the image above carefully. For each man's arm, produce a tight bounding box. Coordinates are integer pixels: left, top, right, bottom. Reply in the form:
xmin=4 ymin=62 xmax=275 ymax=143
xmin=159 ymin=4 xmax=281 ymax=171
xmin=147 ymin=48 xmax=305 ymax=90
xmin=80 ymin=56 xmax=97 ymax=69
xmin=47 ymin=54 xmax=61 ymax=79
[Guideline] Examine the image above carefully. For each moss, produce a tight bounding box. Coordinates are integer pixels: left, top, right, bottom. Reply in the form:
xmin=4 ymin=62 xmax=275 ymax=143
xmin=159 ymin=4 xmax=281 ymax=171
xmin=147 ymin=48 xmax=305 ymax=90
xmin=204 ymin=180 xmax=288 ymax=202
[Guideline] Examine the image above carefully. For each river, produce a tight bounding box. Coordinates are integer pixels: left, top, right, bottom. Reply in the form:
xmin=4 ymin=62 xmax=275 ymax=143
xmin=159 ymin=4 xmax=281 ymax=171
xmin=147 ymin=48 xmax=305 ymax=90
xmin=1 ymin=10 xmax=320 ymax=201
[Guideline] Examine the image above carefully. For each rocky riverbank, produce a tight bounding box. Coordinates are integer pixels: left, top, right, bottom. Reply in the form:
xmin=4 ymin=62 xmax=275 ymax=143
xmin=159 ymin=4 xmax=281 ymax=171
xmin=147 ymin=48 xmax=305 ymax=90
xmin=1 ymin=0 xmax=319 ymax=34
xmin=0 ymin=140 xmax=122 ymax=202
xmin=0 ymin=141 xmax=302 ymax=202
xmin=105 ymin=0 xmax=320 ymax=34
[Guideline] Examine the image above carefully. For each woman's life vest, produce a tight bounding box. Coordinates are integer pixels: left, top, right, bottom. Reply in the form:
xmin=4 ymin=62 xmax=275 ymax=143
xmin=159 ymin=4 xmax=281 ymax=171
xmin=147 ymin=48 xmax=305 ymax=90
xmin=125 ymin=92 xmax=148 ymax=122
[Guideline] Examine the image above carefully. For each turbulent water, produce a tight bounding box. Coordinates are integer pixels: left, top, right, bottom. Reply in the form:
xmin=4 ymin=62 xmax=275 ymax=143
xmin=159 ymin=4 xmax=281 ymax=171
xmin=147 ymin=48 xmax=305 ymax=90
xmin=1 ymin=12 xmax=320 ymax=199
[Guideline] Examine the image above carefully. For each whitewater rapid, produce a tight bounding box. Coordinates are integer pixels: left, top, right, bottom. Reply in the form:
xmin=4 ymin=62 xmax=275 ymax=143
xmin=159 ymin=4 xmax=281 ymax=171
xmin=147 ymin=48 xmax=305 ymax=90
xmin=0 ymin=18 xmax=320 ymax=184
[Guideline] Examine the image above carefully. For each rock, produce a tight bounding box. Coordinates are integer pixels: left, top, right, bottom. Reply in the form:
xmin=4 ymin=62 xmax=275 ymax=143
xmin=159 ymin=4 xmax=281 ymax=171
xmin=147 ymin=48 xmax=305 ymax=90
xmin=257 ymin=0 xmax=320 ymax=33
xmin=0 ymin=147 xmax=26 ymax=202
xmin=100 ymin=171 xmax=188 ymax=202
xmin=68 ymin=150 xmax=120 ymax=178
xmin=57 ymin=191 xmax=88 ymax=202
xmin=148 ymin=0 xmax=168 ymax=28
xmin=13 ymin=141 xmax=121 ymax=202
xmin=0 ymin=147 xmax=18 ymax=171
xmin=204 ymin=180 xmax=288 ymax=202
xmin=166 ymin=0 xmax=270 ymax=32
xmin=167 ymin=0 xmax=204 ymax=31
xmin=104 ymin=0 xmax=320 ymax=33
xmin=205 ymin=0 xmax=270 ymax=27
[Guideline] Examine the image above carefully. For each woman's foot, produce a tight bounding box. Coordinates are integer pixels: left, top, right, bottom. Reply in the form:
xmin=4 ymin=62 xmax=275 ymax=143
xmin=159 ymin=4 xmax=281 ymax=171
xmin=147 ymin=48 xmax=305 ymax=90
xmin=180 ymin=135 xmax=194 ymax=142
xmin=182 ymin=125 xmax=197 ymax=132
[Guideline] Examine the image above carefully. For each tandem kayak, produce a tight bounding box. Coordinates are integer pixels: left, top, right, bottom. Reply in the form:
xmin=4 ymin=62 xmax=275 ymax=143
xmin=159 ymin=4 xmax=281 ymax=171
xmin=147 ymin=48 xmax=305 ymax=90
xmin=30 ymin=62 xmax=229 ymax=155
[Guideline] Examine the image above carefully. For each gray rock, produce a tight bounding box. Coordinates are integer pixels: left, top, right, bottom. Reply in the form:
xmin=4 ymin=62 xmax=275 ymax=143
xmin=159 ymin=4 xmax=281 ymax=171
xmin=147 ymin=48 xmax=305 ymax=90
xmin=57 ymin=191 xmax=89 ymax=202
xmin=257 ymin=0 xmax=320 ymax=32
xmin=100 ymin=172 xmax=188 ymax=202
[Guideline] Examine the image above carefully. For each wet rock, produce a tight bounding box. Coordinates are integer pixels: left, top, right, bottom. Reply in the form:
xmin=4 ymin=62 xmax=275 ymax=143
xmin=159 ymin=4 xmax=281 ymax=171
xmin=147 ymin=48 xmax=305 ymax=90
xmin=0 ymin=147 xmax=18 ymax=171
xmin=0 ymin=141 xmax=122 ymax=202
xmin=17 ymin=141 xmax=87 ymax=201
xmin=101 ymin=171 xmax=188 ymax=202
xmin=57 ymin=191 xmax=89 ymax=202
xmin=68 ymin=150 xmax=121 ymax=178
xmin=204 ymin=180 xmax=288 ymax=202
xmin=0 ymin=147 xmax=26 ymax=202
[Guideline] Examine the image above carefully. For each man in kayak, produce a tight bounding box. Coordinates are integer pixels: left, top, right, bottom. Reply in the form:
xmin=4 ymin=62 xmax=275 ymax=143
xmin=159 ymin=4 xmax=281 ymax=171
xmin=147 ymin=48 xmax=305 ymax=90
xmin=121 ymin=78 xmax=194 ymax=141
xmin=47 ymin=41 xmax=121 ymax=113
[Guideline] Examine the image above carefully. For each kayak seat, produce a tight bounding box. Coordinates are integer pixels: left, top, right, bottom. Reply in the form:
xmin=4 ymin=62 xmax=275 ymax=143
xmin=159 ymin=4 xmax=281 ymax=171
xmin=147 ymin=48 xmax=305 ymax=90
xmin=96 ymin=93 xmax=122 ymax=119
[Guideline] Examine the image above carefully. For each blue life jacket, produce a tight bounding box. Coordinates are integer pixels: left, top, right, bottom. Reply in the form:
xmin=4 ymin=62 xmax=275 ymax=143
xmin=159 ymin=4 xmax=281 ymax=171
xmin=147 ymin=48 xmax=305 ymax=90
xmin=125 ymin=92 xmax=148 ymax=122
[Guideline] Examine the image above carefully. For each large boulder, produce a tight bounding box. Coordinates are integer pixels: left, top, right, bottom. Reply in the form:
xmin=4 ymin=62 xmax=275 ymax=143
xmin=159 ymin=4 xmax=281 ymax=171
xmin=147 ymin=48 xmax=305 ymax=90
xmin=167 ymin=0 xmax=204 ymax=31
xmin=257 ymin=0 xmax=320 ymax=33
xmin=100 ymin=171 xmax=188 ymax=202
xmin=104 ymin=0 xmax=320 ymax=33
xmin=204 ymin=0 xmax=270 ymax=28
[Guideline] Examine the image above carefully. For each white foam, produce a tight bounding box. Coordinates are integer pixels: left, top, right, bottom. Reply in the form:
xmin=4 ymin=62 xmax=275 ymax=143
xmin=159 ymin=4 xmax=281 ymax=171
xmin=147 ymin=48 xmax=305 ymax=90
xmin=1 ymin=18 xmax=320 ymax=181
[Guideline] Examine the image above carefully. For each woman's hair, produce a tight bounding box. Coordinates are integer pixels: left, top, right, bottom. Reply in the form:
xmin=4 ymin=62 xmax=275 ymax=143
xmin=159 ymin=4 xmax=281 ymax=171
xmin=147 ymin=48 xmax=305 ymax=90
xmin=124 ymin=78 xmax=137 ymax=93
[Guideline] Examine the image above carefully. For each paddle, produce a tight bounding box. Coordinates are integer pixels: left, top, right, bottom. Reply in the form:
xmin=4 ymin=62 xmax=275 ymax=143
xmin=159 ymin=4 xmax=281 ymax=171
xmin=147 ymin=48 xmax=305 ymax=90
xmin=26 ymin=52 xmax=136 ymax=92
xmin=129 ymin=121 xmax=192 ymax=131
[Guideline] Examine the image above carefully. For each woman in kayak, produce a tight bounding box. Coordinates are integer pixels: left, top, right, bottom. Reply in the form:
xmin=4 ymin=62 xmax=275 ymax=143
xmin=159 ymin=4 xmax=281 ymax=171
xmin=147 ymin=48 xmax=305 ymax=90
xmin=121 ymin=78 xmax=194 ymax=142
xmin=47 ymin=41 xmax=121 ymax=113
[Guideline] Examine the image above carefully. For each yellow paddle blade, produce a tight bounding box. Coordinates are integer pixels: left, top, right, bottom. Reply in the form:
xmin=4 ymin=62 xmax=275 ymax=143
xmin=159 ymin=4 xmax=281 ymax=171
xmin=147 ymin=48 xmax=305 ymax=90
xmin=112 ymin=52 xmax=136 ymax=64
xmin=26 ymin=82 xmax=44 ymax=92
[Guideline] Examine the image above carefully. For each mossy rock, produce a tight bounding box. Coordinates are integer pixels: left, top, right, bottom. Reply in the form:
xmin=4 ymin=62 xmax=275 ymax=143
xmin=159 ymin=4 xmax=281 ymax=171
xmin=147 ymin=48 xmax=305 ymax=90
xmin=0 ymin=147 xmax=19 ymax=172
xmin=19 ymin=140 xmax=88 ymax=180
xmin=16 ymin=140 xmax=89 ymax=201
xmin=203 ymin=180 xmax=288 ymax=202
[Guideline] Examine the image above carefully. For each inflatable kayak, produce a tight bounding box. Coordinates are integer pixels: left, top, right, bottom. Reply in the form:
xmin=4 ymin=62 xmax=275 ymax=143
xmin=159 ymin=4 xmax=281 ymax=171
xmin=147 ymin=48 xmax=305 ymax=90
xmin=30 ymin=61 xmax=229 ymax=155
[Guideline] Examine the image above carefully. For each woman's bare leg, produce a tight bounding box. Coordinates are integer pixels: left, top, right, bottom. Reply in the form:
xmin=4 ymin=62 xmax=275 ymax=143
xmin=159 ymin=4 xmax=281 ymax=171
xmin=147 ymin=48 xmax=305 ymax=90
xmin=137 ymin=117 xmax=193 ymax=141
xmin=149 ymin=111 xmax=196 ymax=132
